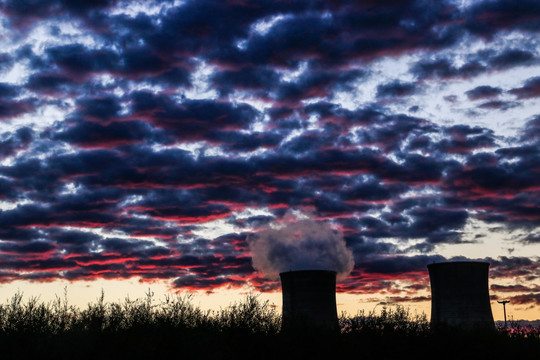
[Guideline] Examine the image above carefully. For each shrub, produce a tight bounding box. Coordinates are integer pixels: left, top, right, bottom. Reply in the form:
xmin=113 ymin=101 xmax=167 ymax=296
xmin=0 ymin=291 xmax=537 ymax=359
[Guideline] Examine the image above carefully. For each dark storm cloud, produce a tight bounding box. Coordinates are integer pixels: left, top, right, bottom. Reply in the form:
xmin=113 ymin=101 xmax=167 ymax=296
xmin=210 ymin=13 xmax=335 ymax=68
xmin=129 ymin=91 xmax=260 ymax=140
xmin=75 ymin=95 xmax=122 ymax=120
xmin=0 ymin=127 xmax=33 ymax=159
xmin=210 ymin=66 xmax=280 ymax=96
xmin=0 ymin=0 xmax=537 ymax=305
xmin=0 ymin=53 xmax=13 ymax=71
xmin=170 ymin=254 xmax=254 ymax=290
xmin=103 ymin=0 xmax=323 ymax=76
xmin=275 ymin=68 xmax=365 ymax=104
xmin=43 ymin=44 xmax=120 ymax=78
xmin=0 ymin=256 xmax=77 ymax=272
xmin=520 ymin=116 xmax=540 ymax=142
xmin=100 ymin=237 xmax=157 ymax=254
xmin=491 ymin=284 xmax=540 ymax=293
xmin=465 ymin=85 xmax=503 ymax=101
xmin=0 ymin=204 xmax=53 ymax=228
xmin=1 ymin=144 xmax=252 ymax=194
xmin=489 ymin=256 xmax=540 ymax=279
xmin=0 ymin=200 xmax=118 ymax=229
xmin=225 ymin=1 xmax=462 ymax=68
xmin=0 ymin=82 xmax=19 ymax=98
xmin=123 ymin=189 xmax=232 ymax=223
xmin=0 ymin=83 xmax=36 ymax=119
xmin=376 ymin=81 xmax=417 ymax=99
xmin=477 ymin=100 xmax=519 ymax=111
xmin=355 ymin=254 xmax=446 ymax=275
xmin=443 ymin=144 xmax=540 ymax=228
xmin=488 ymin=49 xmax=537 ymax=69
xmin=300 ymin=104 xmax=439 ymax=153
xmin=509 ymin=77 xmax=540 ymax=99
xmin=35 ymin=41 xmax=192 ymax=87
xmin=507 ymin=293 xmax=540 ymax=306
xmin=0 ymin=227 xmax=40 ymax=241
xmin=76 ymin=148 xmax=255 ymax=190
xmin=0 ymin=240 xmax=55 ymax=254
xmin=46 ymin=228 xmax=98 ymax=254
xmin=207 ymin=130 xmax=282 ymax=152
xmin=341 ymin=178 xmax=408 ymax=202
xmin=257 ymin=148 xmax=389 ymax=178
xmin=145 ymin=66 xmax=192 ymax=88
xmin=481 ymin=153 xmax=538 ymax=230
xmin=465 ymin=0 xmax=540 ymax=36
xmin=415 ymin=45 xmax=537 ymax=82
xmin=119 ymin=46 xmax=174 ymax=79
xmin=355 ymin=119 xmax=438 ymax=153
xmin=303 ymin=102 xmax=378 ymax=128
xmin=1 ymin=119 xmax=454 ymax=235
xmin=26 ymin=72 xmax=79 ymax=95
xmin=114 ymin=216 xmax=183 ymax=241
xmin=407 ymin=207 xmax=468 ymax=237
xmin=54 ymin=119 xmax=164 ymax=148
xmin=49 ymin=228 xmax=100 ymax=245
xmin=411 ymin=58 xmax=486 ymax=80
xmin=210 ymin=233 xmax=249 ymax=256
xmin=278 ymin=131 xmax=339 ymax=155
xmin=2 ymin=0 xmax=118 ymax=14
xmin=379 ymin=153 xmax=450 ymax=184
xmin=343 ymin=235 xmax=398 ymax=260
xmin=437 ymin=125 xmax=496 ymax=154
xmin=0 ymin=0 xmax=120 ymax=28
xmin=50 ymin=96 xmax=171 ymax=148
xmin=0 ymin=152 xmax=128 ymax=199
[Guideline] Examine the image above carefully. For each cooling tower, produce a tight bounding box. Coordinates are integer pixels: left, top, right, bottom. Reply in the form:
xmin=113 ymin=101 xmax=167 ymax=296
xmin=428 ymin=261 xmax=495 ymax=331
xmin=280 ymin=270 xmax=338 ymax=331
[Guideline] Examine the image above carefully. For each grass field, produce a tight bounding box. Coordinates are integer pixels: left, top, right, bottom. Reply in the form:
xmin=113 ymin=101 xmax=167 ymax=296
xmin=1 ymin=290 xmax=538 ymax=360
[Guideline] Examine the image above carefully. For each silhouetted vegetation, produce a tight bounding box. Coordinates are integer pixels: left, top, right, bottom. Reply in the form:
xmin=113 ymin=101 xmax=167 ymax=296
xmin=0 ymin=290 xmax=538 ymax=360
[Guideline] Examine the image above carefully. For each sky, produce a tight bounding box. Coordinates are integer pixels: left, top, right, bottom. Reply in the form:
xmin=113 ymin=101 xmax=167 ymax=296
xmin=0 ymin=0 xmax=539 ymax=321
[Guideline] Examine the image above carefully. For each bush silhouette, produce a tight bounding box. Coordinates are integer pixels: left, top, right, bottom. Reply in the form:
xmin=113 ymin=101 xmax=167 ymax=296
xmin=0 ymin=290 xmax=538 ymax=360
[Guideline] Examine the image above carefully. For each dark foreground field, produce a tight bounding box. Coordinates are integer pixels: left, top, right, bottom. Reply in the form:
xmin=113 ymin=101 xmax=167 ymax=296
xmin=1 ymin=291 xmax=538 ymax=360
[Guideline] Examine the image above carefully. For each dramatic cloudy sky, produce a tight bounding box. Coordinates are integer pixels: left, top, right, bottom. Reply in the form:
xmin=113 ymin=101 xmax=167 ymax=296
xmin=0 ymin=0 xmax=538 ymax=319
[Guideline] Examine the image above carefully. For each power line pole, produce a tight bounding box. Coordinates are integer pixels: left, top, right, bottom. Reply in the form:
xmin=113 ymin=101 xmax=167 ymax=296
xmin=497 ymin=300 xmax=510 ymax=328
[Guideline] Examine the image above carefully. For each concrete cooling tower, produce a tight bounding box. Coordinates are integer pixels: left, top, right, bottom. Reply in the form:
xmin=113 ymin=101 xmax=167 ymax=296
xmin=428 ymin=261 xmax=495 ymax=331
xmin=280 ymin=270 xmax=338 ymax=331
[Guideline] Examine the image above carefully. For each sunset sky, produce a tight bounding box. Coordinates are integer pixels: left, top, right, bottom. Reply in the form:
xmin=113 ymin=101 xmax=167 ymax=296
xmin=0 ymin=0 xmax=538 ymax=321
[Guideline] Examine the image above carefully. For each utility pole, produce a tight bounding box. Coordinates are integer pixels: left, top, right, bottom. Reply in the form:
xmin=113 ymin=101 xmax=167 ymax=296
xmin=497 ymin=300 xmax=510 ymax=328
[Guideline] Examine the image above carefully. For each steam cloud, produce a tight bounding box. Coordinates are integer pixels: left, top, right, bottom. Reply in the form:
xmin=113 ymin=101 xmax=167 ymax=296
xmin=248 ymin=210 xmax=355 ymax=280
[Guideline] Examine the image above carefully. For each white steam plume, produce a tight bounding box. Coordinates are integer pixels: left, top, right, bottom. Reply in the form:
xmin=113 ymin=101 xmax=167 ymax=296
xmin=248 ymin=209 xmax=354 ymax=280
